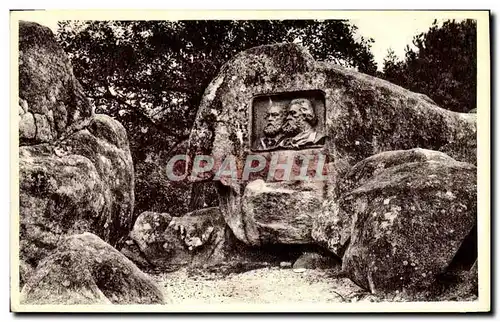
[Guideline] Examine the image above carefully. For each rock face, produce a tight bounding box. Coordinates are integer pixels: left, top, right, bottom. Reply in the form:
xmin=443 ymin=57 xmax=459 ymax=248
xmin=187 ymin=43 xmax=476 ymax=247
xmin=128 ymin=211 xmax=189 ymax=268
xmin=18 ymin=21 xmax=134 ymax=278
xmin=127 ymin=207 xmax=234 ymax=269
xmin=21 ymin=233 xmax=166 ymax=305
xmin=341 ymin=155 xmax=476 ymax=293
xmin=240 ymin=180 xmax=323 ymax=245
xmin=19 ymin=21 xmax=92 ymax=144
xmin=312 ymin=148 xmax=458 ymax=254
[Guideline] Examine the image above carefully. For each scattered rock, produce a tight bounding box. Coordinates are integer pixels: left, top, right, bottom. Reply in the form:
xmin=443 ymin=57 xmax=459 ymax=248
xmin=21 ymin=233 xmax=167 ymax=305
xmin=280 ymin=261 xmax=292 ymax=269
xmin=342 ymin=156 xmax=476 ymax=294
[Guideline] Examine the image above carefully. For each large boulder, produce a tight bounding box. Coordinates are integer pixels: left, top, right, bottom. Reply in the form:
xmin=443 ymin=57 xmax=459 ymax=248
xmin=20 ymin=233 xmax=166 ymax=305
xmin=187 ymin=43 xmax=476 ymax=247
xmin=18 ymin=21 xmax=134 ymax=278
xmin=341 ymin=156 xmax=476 ymax=293
xmin=126 ymin=207 xmax=233 ymax=269
xmin=128 ymin=211 xmax=189 ymax=269
xmin=312 ymin=148 xmax=458 ymax=254
xmin=19 ymin=21 xmax=92 ymax=144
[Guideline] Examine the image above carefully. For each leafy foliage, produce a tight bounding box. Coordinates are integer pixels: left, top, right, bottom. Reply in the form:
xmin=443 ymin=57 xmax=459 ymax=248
xmin=57 ymin=20 xmax=377 ymax=215
xmin=381 ymin=19 xmax=476 ymax=113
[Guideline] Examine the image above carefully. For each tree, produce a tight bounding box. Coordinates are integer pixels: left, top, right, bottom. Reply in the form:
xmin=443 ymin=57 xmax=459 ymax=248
xmin=381 ymin=19 xmax=476 ymax=113
xmin=382 ymin=48 xmax=405 ymax=85
xmin=56 ymin=20 xmax=377 ymax=215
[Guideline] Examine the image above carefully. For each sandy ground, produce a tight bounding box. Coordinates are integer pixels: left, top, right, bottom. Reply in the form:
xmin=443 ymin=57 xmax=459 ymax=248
xmin=151 ymin=267 xmax=376 ymax=304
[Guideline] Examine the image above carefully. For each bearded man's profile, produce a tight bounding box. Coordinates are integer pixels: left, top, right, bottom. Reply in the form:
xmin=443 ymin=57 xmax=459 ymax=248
xmin=279 ymin=98 xmax=327 ymax=148
xmin=253 ymin=101 xmax=286 ymax=150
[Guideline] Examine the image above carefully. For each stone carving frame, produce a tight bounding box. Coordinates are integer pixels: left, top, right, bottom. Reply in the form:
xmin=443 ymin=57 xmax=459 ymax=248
xmin=250 ymin=90 xmax=327 ymax=152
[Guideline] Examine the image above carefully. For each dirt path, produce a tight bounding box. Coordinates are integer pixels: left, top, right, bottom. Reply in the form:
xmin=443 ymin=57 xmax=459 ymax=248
xmin=151 ymin=267 xmax=372 ymax=304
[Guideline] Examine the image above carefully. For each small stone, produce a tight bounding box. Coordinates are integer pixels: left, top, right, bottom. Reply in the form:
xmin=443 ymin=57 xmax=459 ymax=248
xmin=293 ymin=252 xmax=339 ymax=270
xmin=280 ymin=261 xmax=292 ymax=268
xmin=293 ymin=268 xmax=307 ymax=273
xmin=61 ymin=280 xmax=70 ymax=287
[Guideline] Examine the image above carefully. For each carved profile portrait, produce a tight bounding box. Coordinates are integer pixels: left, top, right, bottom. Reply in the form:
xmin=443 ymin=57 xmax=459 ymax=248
xmin=279 ymin=98 xmax=327 ymax=149
xmin=253 ymin=98 xmax=286 ymax=150
xmin=251 ymin=91 xmax=327 ymax=151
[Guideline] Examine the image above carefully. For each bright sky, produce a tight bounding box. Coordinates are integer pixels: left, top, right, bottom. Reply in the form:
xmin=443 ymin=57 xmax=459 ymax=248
xmin=351 ymin=17 xmax=449 ymax=70
xmin=27 ymin=17 xmax=447 ymax=71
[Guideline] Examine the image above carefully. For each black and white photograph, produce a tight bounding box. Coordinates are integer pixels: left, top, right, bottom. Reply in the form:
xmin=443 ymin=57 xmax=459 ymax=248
xmin=9 ymin=9 xmax=490 ymax=312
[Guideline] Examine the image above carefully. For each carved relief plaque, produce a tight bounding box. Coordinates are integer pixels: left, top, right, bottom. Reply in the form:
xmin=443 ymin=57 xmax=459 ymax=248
xmin=251 ymin=90 xmax=326 ymax=151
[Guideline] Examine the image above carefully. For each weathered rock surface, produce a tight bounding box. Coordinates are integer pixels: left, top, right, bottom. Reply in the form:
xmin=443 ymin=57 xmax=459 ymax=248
xmin=20 ymin=111 xmax=135 ymax=274
xmin=127 ymin=207 xmax=235 ymax=269
xmin=292 ymin=252 xmax=340 ymax=270
xmin=312 ymin=148 xmax=458 ymax=254
xmin=187 ymin=42 xmax=476 ymax=247
xmin=18 ymin=21 xmax=135 ymax=278
xmin=438 ymin=260 xmax=478 ymax=301
xmin=239 ymin=179 xmax=323 ymax=245
xmin=128 ymin=211 xmax=189 ymax=268
xmin=341 ymin=157 xmax=477 ymax=293
xmin=125 ymin=207 xmax=312 ymax=272
xmin=19 ymin=21 xmax=92 ymax=144
xmin=21 ymin=233 xmax=166 ymax=305
xmin=19 ymin=260 xmax=34 ymax=288
xmin=339 ymin=148 xmax=455 ymax=194
xmin=439 ymin=131 xmax=477 ymax=166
